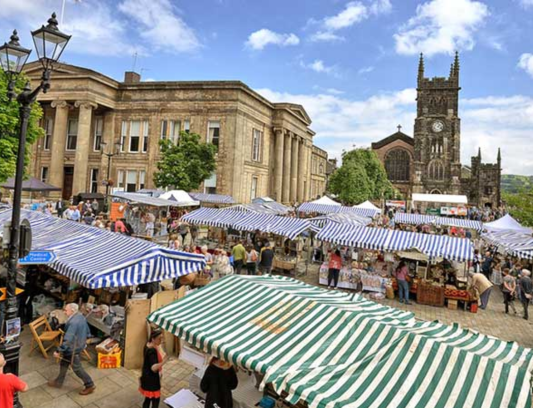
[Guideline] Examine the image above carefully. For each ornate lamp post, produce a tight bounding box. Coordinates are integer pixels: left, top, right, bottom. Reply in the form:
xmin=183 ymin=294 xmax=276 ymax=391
xmin=100 ymin=141 xmax=122 ymax=212
xmin=0 ymin=12 xmax=70 ymax=387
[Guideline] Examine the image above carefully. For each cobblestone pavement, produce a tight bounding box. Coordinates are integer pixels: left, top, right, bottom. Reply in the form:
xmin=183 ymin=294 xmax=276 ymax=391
xmin=17 ymin=264 xmax=533 ymax=407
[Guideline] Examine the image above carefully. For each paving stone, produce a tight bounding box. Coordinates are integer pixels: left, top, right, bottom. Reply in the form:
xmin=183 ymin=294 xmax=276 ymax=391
xmin=39 ymin=394 xmax=82 ymax=408
xmin=20 ymin=371 xmax=48 ymax=389
xmin=67 ymin=377 xmax=122 ymax=407
xmin=93 ymin=387 xmax=143 ymax=408
xmin=19 ymin=386 xmax=53 ymax=408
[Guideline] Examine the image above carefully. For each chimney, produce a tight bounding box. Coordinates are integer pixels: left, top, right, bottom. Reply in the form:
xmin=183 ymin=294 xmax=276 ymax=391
xmin=124 ymin=71 xmax=141 ymax=84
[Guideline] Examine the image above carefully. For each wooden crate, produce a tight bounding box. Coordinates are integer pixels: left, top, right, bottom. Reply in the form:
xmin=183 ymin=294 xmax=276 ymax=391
xmin=416 ymin=283 xmax=445 ymax=307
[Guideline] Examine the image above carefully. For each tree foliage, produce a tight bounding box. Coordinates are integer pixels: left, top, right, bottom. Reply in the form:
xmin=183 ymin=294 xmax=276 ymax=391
xmin=0 ymin=72 xmax=44 ymax=183
xmin=503 ymin=190 xmax=533 ymax=227
xmin=154 ymin=132 xmax=217 ymax=191
xmin=328 ymin=148 xmax=397 ymax=205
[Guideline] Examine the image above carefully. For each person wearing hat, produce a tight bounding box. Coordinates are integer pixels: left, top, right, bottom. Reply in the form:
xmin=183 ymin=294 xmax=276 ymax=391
xmin=468 ymin=271 xmax=493 ymax=310
xmin=518 ymin=269 xmax=533 ymax=320
xmin=139 ymin=329 xmax=169 ymax=408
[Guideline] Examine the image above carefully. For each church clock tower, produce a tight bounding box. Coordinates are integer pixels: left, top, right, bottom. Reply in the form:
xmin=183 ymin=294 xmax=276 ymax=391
xmin=413 ymin=52 xmax=462 ymax=195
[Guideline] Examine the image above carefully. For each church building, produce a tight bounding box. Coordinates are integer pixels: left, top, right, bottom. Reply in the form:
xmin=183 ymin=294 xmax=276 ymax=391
xmin=372 ymin=53 xmax=501 ymax=208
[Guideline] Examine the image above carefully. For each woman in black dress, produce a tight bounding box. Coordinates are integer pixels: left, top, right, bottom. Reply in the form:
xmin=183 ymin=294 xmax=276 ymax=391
xmin=139 ymin=330 xmax=169 ymax=408
xmin=200 ymin=357 xmax=238 ymax=408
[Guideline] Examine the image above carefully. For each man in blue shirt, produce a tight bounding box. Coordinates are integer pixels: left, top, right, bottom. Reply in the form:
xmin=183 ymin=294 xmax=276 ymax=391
xmin=70 ymin=206 xmax=81 ymax=222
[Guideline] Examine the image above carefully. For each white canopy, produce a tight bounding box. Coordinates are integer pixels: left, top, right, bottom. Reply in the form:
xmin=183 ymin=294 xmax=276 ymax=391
xmin=412 ymin=193 xmax=468 ymax=205
xmin=310 ymin=196 xmax=341 ymax=206
xmin=112 ymin=192 xmax=174 ymax=207
xmin=484 ymin=214 xmax=533 ymax=234
xmin=354 ymin=200 xmax=381 ymax=213
xmin=159 ymin=190 xmax=200 ymax=207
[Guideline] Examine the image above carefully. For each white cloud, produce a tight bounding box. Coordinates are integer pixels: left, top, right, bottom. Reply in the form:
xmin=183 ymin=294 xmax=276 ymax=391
xmin=256 ymin=87 xmax=533 ymax=175
xmin=245 ymin=29 xmax=299 ymax=50
xmin=300 ymin=59 xmax=335 ymax=74
xmin=326 ymin=88 xmax=345 ymax=95
xmin=518 ymin=0 xmax=533 ymax=7
xmin=358 ymin=66 xmax=375 ymax=74
xmin=118 ymin=0 xmax=200 ymax=53
xmin=394 ymin=0 xmax=490 ymax=56
xmin=518 ymin=53 xmax=533 ymax=78
xmin=309 ymin=0 xmax=391 ymax=42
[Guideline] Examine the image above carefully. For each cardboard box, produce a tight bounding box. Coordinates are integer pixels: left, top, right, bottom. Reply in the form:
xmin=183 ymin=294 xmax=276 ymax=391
xmin=447 ymin=299 xmax=458 ymax=310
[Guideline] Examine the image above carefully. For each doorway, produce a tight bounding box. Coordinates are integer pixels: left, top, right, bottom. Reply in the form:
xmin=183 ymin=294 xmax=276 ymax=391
xmin=63 ymin=166 xmax=74 ymax=200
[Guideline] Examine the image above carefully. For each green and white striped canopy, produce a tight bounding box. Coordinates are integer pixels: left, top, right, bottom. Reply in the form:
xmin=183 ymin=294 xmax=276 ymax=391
xmin=148 ymin=275 xmax=533 ymax=408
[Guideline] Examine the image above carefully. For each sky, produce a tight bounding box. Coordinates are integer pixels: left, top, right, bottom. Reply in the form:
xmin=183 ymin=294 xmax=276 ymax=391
xmin=1 ymin=0 xmax=533 ymax=174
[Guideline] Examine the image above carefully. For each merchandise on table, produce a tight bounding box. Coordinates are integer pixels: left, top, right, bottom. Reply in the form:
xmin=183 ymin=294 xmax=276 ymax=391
xmin=318 ymin=263 xmax=390 ymax=292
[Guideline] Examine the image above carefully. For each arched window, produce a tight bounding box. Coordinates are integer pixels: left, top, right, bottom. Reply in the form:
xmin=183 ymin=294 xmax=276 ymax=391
xmin=384 ymin=149 xmax=410 ymax=182
xmin=319 ymin=163 xmax=324 ymax=174
xmin=428 ymin=161 xmax=445 ymax=180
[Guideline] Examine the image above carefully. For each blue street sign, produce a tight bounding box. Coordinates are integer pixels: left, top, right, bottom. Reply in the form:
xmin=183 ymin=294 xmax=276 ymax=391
xmin=19 ymin=251 xmax=57 ymax=265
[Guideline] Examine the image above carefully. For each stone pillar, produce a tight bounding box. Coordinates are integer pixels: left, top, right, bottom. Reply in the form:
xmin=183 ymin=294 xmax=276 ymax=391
xmin=297 ymin=138 xmax=305 ymax=202
xmin=100 ymin=112 xmax=116 ymax=193
xmin=282 ymin=131 xmax=292 ymax=204
xmin=304 ymin=142 xmax=311 ymax=200
xmin=48 ymin=100 xmax=69 ymax=197
xmin=72 ymin=101 xmax=97 ymax=195
xmin=290 ymin=136 xmax=299 ymax=203
xmin=274 ymin=128 xmax=284 ymax=202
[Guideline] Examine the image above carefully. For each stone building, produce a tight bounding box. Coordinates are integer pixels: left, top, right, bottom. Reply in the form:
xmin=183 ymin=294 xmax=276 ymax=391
xmin=309 ymin=146 xmax=328 ymax=200
xmin=24 ymin=62 xmax=325 ymax=204
xmin=371 ymin=53 xmax=501 ymax=208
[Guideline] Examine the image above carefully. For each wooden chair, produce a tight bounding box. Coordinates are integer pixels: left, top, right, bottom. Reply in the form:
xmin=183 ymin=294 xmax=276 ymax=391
xmin=29 ymin=315 xmax=63 ymax=359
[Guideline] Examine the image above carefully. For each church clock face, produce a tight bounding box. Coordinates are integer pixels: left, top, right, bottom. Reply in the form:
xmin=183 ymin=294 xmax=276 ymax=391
xmin=432 ymin=120 xmax=444 ymax=133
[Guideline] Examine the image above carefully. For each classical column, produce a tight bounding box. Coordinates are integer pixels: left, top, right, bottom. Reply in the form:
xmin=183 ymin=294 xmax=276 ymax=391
xmin=48 ymin=100 xmax=69 ymax=197
xmin=282 ymin=131 xmax=292 ymax=204
xmin=72 ymin=101 xmax=97 ymax=195
xmin=297 ymin=138 xmax=305 ymax=202
xmin=290 ymin=136 xmax=299 ymax=203
xmin=303 ymin=141 xmax=311 ymax=200
xmin=274 ymin=128 xmax=284 ymax=202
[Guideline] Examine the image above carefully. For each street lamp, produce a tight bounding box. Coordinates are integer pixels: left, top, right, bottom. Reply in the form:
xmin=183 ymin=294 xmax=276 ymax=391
xmin=100 ymin=141 xmax=122 ymax=212
xmin=0 ymin=12 xmax=70 ymax=385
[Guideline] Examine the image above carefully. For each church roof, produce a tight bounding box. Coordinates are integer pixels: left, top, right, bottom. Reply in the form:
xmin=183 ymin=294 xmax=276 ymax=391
xmin=371 ymin=130 xmax=414 ymax=150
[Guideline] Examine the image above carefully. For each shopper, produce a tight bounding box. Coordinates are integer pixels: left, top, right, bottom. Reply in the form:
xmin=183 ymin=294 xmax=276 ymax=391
xmin=327 ymin=249 xmax=342 ymax=289
xmin=168 ymin=234 xmax=181 ymax=250
xmin=468 ymin=272 xmax=493 ymax=310
xmin=259 ymin=242 xmax=274 ymax=275
xmin=502 ymin=268 xmax=517 ymax=315
xmin=139 ymin=329 xmax=169 ymax=408
xmin=481 ymin=251 xmax=493 ymax=280
xmin=200 ymin=357 xmax=238 ymax=408
xmin=48 ymin=303 xmax=95 ymax=395
xmin=231 ymin=241 xmax=246 ymax=275
xmin=518 ymin=269 xmax=533 ymax=320
xmin=246 ymin=245 xmax=258 ymax=275
xmin=91 ymin=199 xmax=99 ymax=213
xmin=0 ymin=352 xmax=28 ymax=408
xmin=394 ymin=261 xmax=411 ymax=305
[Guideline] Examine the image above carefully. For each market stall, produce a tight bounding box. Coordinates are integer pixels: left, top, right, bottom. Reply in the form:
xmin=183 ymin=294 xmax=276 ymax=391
xmin=148 ymin=274 xmax=533 ymax=408
xmin=188 ymin=192 xmax=235 ymax=206
xmin=0 ymin=208 xmax=206 ymax=367
xmin=298 ymin=201 xmax=380 ymax=218
xmin=394 ymin=212 xmax=484 ymax=232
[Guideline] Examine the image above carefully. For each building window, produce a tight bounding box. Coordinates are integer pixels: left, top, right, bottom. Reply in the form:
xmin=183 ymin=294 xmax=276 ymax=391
xmin=184 ymin=120 xmax=190 ymax=133
xmin=117 ymin=170 xmax=124 ymax=189
xmin=428 ymin=160 xmax=445 ymax=181
xmin=252 ymin=129 xmax=262 ymax=162
xmin=160 ymin=120 xmax=181 ymax=144
xmin=66 ymin=119 xmax=78 ymax=151
xmin=139 ymin=170 xmax=146 ymax=190
xmin=160 ymin=120 xmax=167 ymax=142
xmin=204 ymin=173 xmax=217 ymax=194
xmin=93 ymin=117 xmax=103 ymax=152
xmin=142 ymin=120 xmax=149 ymax=152
xmin=319 ymin=163 xmax=324 ymax=175
xmin=121 ymin=122 xmax=127 ymax=152
xmin=484 ymin=186 xmax=493 ymax=195
xmin=126 ymin=170 xmax=137 ymax=192
xmin=44 ymin=118 xmax=53 ymax=150
xmin=207 ymin=121 xmax=220 ymax=149
xmin=40 ymin=166 xmax=49 ymax=183
xmin=251 ymin=176 xmax=258 ymax=201
xmin=385 ymin=149 xmax=411 ymax=182
xmin=90 ymin=168 xmax=99 ymax=193
xmin=129 ymin=120 xmax=141 ymax=152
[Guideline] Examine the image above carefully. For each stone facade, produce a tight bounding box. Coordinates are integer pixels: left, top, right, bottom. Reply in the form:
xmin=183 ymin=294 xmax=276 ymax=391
xmin=309 ymin=146 xmax=328 ymax=201
xmin=371 ymin=54 xmax=501 ymax=208
xmin=25 ymin=62 xmax=325 ymax=204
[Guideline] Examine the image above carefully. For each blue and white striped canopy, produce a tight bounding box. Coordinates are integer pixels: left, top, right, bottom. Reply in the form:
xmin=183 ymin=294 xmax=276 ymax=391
xmin=310 ymin=212 xmax=372 ymax=231
xmin=230 ymin=202 xmax=291 ymax=215
xmin=317 ymin=223 xmax=474 ymax=261
xmin=181 ymin=208 xmax=311 ymax=239
xmin=188 ymin=193 xmax=235 ymax=204
xmin=482 ymin=230 xmax=533 ymax=260
xmin=298 ymin=202 xmax=379 ymax=218
xmin=0 ymin=209 xmax=206 ymax=288
xmin=394 ymin=213 xmax=483 ymax=231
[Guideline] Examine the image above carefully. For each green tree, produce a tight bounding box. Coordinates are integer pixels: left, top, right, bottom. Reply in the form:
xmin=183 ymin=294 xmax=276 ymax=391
xmin=328 ymin=148 xmax=397 ymax=205
xmin=0 ymin=72 xmax=44 ymax=183
xmin=154 ymin=132 xmax=217 ymax=191
xmin=503 ymin=190 xmax=533 ymax=227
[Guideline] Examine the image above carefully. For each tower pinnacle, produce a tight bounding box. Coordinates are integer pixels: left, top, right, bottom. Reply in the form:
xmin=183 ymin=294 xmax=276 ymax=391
xmin=417 ymin=53 xmax=424 ymax=85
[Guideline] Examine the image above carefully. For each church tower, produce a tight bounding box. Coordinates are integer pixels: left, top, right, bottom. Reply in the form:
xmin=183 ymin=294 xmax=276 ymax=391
xmin=413 ymin=52 xmax=462 ymax=195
